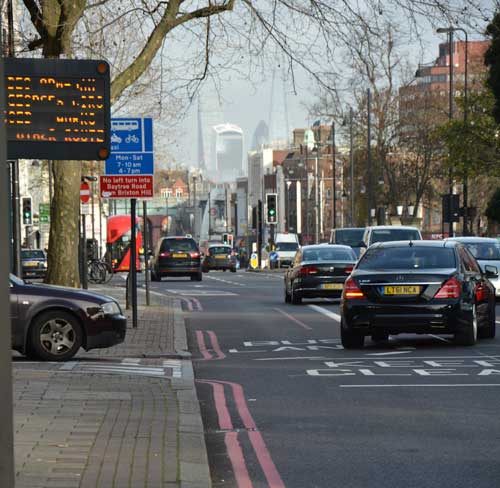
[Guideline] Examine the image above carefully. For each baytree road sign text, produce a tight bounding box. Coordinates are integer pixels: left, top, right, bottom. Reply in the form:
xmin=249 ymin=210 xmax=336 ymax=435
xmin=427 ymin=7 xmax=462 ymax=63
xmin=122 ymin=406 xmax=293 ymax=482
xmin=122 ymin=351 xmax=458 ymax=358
xmin=100 ymin=175 xmax=153 ymax=199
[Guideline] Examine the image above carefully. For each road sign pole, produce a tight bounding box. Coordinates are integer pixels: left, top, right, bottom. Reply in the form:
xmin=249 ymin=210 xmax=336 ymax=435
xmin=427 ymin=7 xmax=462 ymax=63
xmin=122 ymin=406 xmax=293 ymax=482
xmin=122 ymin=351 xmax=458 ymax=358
xmin=0 ymin=31 xmax=16 ymax=487
xmin=130 ymin=198 xmax=138 ymax=328
xmin=10 ymin=160 xmax=21 ymax=276
xmin=143 ymin=200 xmax=150 ymax=306
xmin=81 ymin=212 xmax=88 ymax=290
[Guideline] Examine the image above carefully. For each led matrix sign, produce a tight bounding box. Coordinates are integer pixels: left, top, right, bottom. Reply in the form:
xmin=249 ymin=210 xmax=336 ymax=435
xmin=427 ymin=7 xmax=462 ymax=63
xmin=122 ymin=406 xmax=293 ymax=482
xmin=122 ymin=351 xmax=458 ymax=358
xmin=5 ymin=58 xmax=111 ymax=160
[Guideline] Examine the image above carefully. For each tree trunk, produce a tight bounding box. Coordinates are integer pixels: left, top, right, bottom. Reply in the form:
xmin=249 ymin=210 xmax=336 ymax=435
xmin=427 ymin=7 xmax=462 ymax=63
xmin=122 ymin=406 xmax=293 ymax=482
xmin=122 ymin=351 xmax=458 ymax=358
xmin=45 ymin=161 xmax=81 ymax=287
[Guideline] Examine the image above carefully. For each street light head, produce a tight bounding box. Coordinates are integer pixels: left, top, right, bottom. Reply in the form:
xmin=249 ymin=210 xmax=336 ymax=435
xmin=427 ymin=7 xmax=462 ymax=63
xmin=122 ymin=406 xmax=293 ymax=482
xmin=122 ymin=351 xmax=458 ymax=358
xmin=436 ymin=27 xmax=452 ymax=34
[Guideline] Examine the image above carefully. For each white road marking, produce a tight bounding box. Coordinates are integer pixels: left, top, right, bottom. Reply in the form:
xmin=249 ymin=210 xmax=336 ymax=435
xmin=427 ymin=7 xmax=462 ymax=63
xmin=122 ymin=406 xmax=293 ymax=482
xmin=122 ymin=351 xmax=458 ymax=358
xmin=121 ymin=358 xmax=141 ymax=364
xmin=255 ymin=357 xmax=330 ymax=361
xmin=59 ymin=361 xmax=78 ymax=370
xmin=340 ymin=383 xmax=500 ymax=388
xmin=428 ymin=334 xmax=452 ymax=343
xmin=165 ymin=289 xmax=238 ymax=296
xmin=229 ymin=349 xmax=268 ymax=353
xmin=367 ymin=351 xmax=413 ymax=356
xmin=308 ymin=304 xmax=341 ymax=322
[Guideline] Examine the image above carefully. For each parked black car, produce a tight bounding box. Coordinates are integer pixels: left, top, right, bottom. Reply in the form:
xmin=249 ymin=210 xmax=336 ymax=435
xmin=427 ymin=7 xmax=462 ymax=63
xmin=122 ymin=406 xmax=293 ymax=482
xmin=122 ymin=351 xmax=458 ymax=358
xmin=10 ymin=274 xmax=126 ymax=361
xmin=284 ymin=244 xmax=357 ymax=304
xmin=202 ymin=244 xmax=237 ymax=272
xmin=340 ymin=240 xmax=497 ymax=349
xmin=151 ymin=236 xmax=202 ymax=281
xmin=21 ymin=249 xmax=47 ymax=279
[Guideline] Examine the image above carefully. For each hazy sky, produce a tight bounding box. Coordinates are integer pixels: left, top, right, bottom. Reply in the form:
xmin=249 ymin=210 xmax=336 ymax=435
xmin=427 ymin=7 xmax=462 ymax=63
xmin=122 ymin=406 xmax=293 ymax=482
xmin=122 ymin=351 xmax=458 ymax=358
xmin=171 ymin=23 xmax=485 ymax=169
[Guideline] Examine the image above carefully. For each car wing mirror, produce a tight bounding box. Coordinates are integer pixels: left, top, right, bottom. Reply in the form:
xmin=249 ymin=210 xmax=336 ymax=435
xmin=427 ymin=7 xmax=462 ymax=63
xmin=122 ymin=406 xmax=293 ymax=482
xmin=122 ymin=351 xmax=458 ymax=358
xmin=485 ymin=265 xmax=498 ymax=278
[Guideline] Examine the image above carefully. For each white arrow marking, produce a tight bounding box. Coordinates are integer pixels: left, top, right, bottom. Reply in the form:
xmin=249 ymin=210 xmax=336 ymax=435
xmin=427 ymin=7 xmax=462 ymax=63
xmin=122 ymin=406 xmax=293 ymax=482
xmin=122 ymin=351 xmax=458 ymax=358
xmin=367 ymin=350 xmax=413 ymax=356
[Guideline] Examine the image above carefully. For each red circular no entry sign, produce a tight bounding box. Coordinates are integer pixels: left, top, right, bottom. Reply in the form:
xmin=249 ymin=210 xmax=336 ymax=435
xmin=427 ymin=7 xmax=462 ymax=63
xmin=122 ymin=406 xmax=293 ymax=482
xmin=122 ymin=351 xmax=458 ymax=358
xmin=80 ymin=181 xmax=90 ymax=204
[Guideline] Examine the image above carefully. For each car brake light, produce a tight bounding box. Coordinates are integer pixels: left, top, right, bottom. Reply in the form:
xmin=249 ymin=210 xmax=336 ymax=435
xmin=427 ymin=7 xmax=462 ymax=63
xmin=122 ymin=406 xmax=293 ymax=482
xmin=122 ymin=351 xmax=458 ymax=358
xmin=190 ymin=251 xmax=200 ymax=258
xmin=475 ymin=283 xmax=488 ymax=302
xmin=299 ymin=265 xmax=319 ymax=276
xmin=343 ymin=278 xmax=365 ymax=299
xmin=345 ymin=266 xmax=354 ymax=274
xmin=434 ymin=277 xmax=461 ymax=299
xmin=159 ymin=251 xmax=171 ymax=258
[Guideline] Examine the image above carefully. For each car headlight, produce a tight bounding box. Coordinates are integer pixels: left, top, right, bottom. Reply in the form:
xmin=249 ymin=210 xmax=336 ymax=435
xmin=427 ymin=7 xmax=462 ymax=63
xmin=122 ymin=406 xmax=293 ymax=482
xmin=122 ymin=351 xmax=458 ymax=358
xmin=101 ymin=301 xmax=122 ymax=316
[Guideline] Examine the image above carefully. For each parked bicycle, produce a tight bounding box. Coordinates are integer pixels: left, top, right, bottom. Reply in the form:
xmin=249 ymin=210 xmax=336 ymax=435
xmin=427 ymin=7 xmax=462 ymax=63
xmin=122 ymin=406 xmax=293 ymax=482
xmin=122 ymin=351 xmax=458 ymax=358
xmin=87 ymin=259 xmax=114 ymax=284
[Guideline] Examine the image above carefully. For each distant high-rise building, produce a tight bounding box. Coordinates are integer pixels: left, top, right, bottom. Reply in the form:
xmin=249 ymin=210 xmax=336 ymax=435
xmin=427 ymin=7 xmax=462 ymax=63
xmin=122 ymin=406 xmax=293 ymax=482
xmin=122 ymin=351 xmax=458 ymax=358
xmin=198 ymin=95 xmax=223 ymax=173
xmin=251 ymin=120 xmax=269 ymax=150
xmin=212 ymin=123 xmax=244 ymax=183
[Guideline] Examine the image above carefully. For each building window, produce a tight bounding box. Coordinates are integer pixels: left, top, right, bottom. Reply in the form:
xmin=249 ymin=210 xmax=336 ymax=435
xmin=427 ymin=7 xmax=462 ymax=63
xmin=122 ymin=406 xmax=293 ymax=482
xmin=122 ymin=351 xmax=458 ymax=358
xmin=326 ymin=188 xmax=332 ymax=199
xmin=162 ymin=189 xmax=172 ymax=198
xmin=432 ymin=209 xmax=440 ymax=225
xmin=176 ymin=188 xmax=183 ymax=198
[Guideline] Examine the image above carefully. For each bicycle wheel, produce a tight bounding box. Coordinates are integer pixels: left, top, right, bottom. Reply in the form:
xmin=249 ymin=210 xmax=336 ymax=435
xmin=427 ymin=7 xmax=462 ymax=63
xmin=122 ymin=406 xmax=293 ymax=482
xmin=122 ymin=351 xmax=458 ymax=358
xmin=87 ymin=261 xmax=102 ymax=284
xmin=98 ymin=261 xmax=114 ymax=284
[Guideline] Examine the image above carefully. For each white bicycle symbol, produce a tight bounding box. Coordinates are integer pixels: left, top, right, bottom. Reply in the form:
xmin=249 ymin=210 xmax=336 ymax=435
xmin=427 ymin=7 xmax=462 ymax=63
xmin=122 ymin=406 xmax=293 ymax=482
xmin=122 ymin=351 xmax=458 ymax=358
xmin=125 ymin=134 xmax=139 ymax=144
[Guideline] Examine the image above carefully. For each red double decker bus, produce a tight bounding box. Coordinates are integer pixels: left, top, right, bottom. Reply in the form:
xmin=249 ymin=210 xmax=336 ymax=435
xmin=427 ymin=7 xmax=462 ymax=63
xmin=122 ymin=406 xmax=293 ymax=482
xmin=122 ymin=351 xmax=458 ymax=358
xmin=106 ymin=215 xmax=142 ymax=272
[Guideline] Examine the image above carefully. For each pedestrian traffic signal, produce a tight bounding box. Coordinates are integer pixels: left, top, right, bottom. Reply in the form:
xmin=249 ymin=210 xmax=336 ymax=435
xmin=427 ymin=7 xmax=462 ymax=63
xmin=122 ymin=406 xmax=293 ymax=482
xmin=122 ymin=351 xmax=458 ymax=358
xmin=266 ymin=193 xmax=278 ymax=224
xmin=22 ymin=197 xmax=32 ymax=225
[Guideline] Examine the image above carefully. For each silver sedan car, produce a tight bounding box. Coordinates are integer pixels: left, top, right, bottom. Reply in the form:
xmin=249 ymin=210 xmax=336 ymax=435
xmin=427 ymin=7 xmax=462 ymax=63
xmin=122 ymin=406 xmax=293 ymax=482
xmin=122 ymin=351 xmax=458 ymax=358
xmin=447 ymin=237 xmax=500 ymax=297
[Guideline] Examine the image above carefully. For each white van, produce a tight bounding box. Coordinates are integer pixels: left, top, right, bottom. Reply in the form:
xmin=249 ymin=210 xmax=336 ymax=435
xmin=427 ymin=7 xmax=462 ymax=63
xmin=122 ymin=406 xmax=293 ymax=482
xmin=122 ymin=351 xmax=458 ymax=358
xmin=274 ymin=233 xmax=300 ymax=268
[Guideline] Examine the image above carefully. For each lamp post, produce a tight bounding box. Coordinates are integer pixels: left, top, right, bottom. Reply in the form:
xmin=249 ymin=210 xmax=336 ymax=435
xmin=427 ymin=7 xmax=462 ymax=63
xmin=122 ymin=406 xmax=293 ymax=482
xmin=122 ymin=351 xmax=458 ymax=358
xmin=286 ymin=180 xmax=292 ymax=231
xmin=437 ymin=26 xmax=469 ymax=235
xmin=331 ymin=121 xmax=337 ymax=230
xmin=367 ymin=88 xmax=373 ymax=226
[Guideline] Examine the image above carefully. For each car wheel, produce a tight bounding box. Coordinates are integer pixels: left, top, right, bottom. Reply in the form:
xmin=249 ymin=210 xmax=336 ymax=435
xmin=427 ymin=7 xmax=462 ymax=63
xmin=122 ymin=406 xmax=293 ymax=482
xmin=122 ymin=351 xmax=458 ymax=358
xmin=455 ymin=304 xmax=478 ymax=346
xmin=190 ymin=274 xmax=197 ymax=281
xmin=230 ymin=267 xmax=236 ymax=273
xmin=223 ymin=269 xmax=227 ymax=272
xmin=291 ymin=284 xmax=302 ymax=305
xmin=479 ymin=305 xmax=496 ymax=339
xmin=151 ymin=268 xmax=159 ymax=281
xmin=371 ymin=331 xmax=389 ymax=343
xmin=341 ymin=320 xmax=365 ymax=349
xmin=29 ymin=311 xmax=83 ymax=361
xmin=196 ymin=272 xmax=202 ymax=282
xmin=202 ymin=268 xmax=209 ymax=273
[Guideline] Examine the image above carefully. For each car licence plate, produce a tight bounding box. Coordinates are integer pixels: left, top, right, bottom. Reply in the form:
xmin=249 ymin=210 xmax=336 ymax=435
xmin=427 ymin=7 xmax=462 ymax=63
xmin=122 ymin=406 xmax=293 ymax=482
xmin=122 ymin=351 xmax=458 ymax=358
xmin=383 ymin=285 xmax=421 ymax=295
xmin=321 ymin=283 xmax=343 ymax=290
xmin=172 ymin=253 xmax=187 ymax=258
xmin=24 ymin=261 xmax=38 ymax=267
xmin=215 ymin=255 xmax=227 ymax=259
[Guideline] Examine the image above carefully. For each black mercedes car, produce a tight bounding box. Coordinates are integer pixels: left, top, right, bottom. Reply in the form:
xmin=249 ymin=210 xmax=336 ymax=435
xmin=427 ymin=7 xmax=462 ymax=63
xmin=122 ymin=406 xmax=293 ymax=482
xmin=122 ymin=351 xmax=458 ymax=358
xmin=10 ymin=274 xmax=127 ymax=361
xmin=151 ymin=236 xmax=202 ymax=281
xmin=284 ymin=244 xmax=357 ymax=304
xmin=340 ymin=240 xmax=496 ymax=348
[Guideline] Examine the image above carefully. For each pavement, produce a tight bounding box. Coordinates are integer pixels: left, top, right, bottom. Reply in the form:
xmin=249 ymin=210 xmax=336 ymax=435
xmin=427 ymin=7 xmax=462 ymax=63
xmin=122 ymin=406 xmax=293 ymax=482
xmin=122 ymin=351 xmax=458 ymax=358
xmin=12 ymin=280 xmax=211 ymax=488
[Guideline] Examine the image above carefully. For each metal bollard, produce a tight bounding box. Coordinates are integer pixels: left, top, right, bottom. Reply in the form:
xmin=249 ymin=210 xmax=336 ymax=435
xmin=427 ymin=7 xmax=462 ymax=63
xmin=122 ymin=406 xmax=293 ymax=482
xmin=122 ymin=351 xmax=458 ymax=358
xmin=125 ymin=272 xmax=131 ymax=310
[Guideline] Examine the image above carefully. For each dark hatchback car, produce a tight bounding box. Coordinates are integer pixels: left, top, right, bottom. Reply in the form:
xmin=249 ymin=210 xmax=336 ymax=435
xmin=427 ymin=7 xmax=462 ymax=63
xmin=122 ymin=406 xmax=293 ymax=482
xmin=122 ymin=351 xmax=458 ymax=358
xmin=340 ymin=240 xmax=496 ymax=349
xmin=202 ymin=244 xmax=237 ymax=273
xmin=10 ymin=274 xmax=126 ymax=361
xmin=151 ymin=236 xmax=202 ymax=281
xmin=284 ymin=244 xmax=357 ymax=304
xmin=21 ymin=249 xmax=47 ymax=279
xmin=329 ymin=228 xmax=365 ymax=258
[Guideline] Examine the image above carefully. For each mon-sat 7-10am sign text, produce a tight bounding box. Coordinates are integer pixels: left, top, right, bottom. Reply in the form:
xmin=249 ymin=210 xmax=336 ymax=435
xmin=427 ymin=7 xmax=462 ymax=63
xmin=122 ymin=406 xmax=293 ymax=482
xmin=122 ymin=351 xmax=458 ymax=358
xmin=101 ymin=117 xmax=154 ymax=199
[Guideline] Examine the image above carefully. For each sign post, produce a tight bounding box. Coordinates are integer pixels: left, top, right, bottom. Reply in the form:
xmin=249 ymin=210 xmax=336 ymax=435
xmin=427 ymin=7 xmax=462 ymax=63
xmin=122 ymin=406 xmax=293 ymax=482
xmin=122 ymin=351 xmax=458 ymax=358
xmin=80 ymin=183 xmax=90 ymax=289
xmin=0 ymin=34 xmax=15 ymax=487
xmin=101 ymin=118 xmax=154 ymax=328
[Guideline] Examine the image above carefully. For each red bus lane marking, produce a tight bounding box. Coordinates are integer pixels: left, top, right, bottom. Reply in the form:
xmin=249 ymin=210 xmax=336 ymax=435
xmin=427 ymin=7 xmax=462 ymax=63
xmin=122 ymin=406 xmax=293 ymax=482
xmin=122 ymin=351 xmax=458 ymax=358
xmin=198 ymin=380 xmax=253 ymax=488
xmin=216 ymin=380 xmax=286 ymax=488
xmin=207 ymin=330 xmax=226 ymax=360
xmin=274 ymin=307 xmax=312 ymax=330
xmin=196 ymin=330 xmax=213 ymax=360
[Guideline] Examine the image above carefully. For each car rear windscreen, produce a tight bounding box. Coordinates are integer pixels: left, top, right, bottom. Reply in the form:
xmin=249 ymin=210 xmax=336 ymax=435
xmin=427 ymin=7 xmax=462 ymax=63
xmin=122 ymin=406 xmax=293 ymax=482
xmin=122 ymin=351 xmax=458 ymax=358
xmin=371 ymin=229 xmax=421 ymax=243
xmin=303 ymin=248 xmax=355 ymax=261
xmin=334 ymin=229 xmax=364 ymax=246
xmin=464 ymin=242 xmax=500 ymax=260
xmin=275 ymin=242 xmax=298 ymax=251
xmin=21 ymin=250 xmax=45 ymax=259
xmin=358 ymin=247 xmax=456 ymax=270
xmin=210 ymin=246 xmax=231 ymax=255
xmin=161 ymin=239 xmax=197 ymax=252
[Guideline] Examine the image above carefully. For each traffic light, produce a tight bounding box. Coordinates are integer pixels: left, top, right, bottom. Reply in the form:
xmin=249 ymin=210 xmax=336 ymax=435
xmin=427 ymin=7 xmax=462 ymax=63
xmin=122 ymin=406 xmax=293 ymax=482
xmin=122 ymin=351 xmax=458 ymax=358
xmin=22 ymin=197 xmax=32 ymax=225
xmin=266 ymin=193 xmax=278 ymax=224
xmin=223 ymin=233 xmax=229 ymax=244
